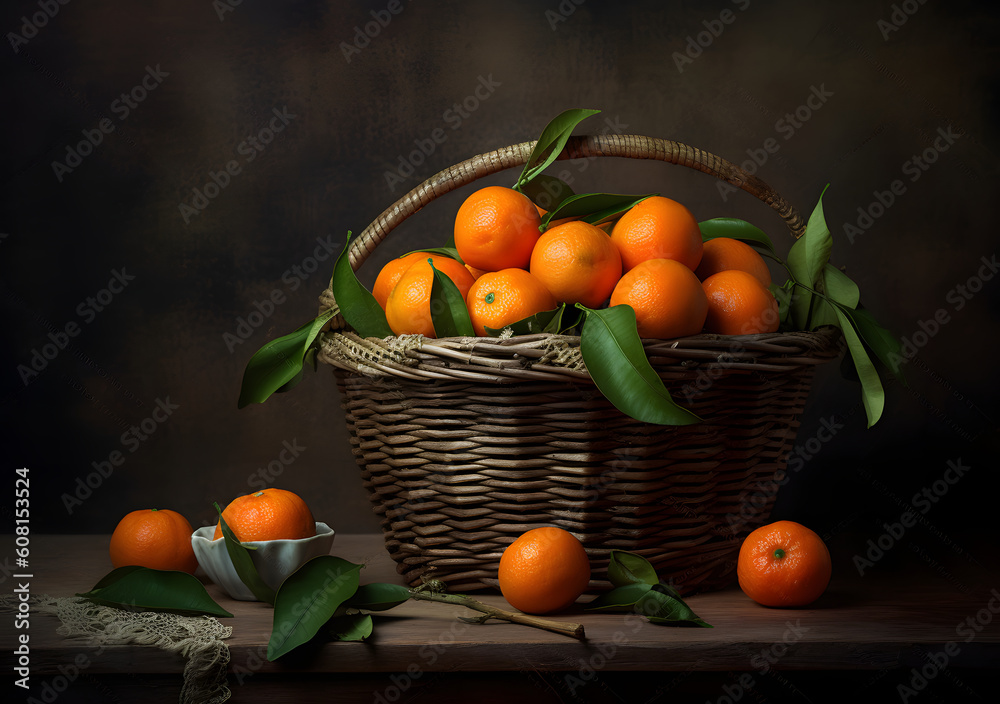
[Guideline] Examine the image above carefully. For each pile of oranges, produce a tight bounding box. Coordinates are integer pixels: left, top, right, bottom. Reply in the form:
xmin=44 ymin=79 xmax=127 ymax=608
xmin=374 ymin=186 xmax=780 ymax=340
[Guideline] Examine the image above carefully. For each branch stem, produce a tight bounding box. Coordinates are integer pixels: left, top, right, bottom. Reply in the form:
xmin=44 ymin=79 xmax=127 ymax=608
xmin=407 ymin=589 xmax=585 ymax=639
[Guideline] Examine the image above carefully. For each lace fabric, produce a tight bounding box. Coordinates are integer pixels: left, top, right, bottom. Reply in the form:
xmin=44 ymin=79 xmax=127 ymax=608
xmin=2 ymin=594 xmax=232 ymax=703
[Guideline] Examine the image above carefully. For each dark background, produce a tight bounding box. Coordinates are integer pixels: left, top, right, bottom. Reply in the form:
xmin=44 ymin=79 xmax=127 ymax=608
xmin=2 ymin=0 xmax=997 ymax=568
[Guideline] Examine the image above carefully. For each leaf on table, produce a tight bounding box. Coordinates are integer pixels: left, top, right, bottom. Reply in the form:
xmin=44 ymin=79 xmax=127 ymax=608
xmin=328 ymin=612 xmax=373 ymax=642
xmin=514 ymin=108 xmax=601 ymax=192
xmin=539 ymin=192 xmax=656 ymax=231
xmin=577 ymin=304 xmax=700 ymax=426
xmin=237 ymin=308 xmax=336 ymax=408
xmin=268 ymin=556 xmax=363 ymax=660
xmin=216 ymin=503 xmax=276 ymax=605
xmin=429 ymin=261 xmax=476 ymax=337
xmin=77 ymin=567 xmax=233 ymax=618
xmin=344 ymin=583 xmax=411 ymax=612
xmin=332 ymin=232 xmax=393 ymax=339
xmin=607 ymin=550 xmax=659 ymax=587
xmin=636 ymin=584 xmax=713 ymax=628
xmin=698 ymin=217 xmax=776 ymax=253
xmin=582 ymin=583 xmax=653 ymax=612
xmin=520 ymin=174 xmax=576 ymax=213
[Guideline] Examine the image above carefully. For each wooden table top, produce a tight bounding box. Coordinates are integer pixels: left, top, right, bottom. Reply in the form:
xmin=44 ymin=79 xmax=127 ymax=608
xmin=4 ymin=533 xmax=998 ymax=701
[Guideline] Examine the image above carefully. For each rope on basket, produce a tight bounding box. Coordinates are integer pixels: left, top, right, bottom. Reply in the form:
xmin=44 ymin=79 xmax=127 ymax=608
xmin=0 ymin=594 xmax=232 ymax=703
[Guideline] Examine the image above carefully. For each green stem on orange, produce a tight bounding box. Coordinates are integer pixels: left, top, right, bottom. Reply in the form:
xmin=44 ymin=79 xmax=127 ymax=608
xmin=774 ymin=548 xmax=786 ymax=559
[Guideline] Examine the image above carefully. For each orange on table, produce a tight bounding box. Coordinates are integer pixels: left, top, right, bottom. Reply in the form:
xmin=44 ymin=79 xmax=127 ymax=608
xmin=385 ymin=256 xmax=476 ymax=337
xmin=109 ymin=508 xmax=199 ymax=574
xmin=610 ymin=196 xmax=703 ymax=272
xmin=454 ymin=186 xmax=542 ymax=271
xmin=702 ymin=269 xmax=780 ymax=335
xmin=498 ymin=526 xmax=591 ymax=615
xmin=695 ymin=237 xmax=772 ymax=287
xmin=609 ymin=258 xmax=708 ymax=339
xmin=466 ymin=268 xmax=556 ymax=336
xmin=737 ymin=520 xmax=832 ymax=607
xmin=529 ymin=220 xmax=622 ymax=308
xmin=213 ymin=487 xmax=316 ymax=542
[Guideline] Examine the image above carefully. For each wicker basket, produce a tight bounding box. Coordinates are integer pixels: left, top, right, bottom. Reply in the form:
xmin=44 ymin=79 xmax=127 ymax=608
xmin=317 ymin=134 xmax=842 ymax=594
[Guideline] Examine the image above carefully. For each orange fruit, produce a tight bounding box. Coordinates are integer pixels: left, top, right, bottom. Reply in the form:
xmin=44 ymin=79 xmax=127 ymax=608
xmin=465 ymin=263 xmax=489 ymax=280
xmin=609 ymin=259 xmax=708 ymax=339
xmin=213 ymin=488 xmax=316 ymax=542
xmin=695 ymin=237 xmax=772 ymax=287
xmin=737 ymin=520 xmax=832 ymax=607
xmin=454 ymin=186 xmax=542 ymax=271
xmin=498 ymin=526 xmax=591 ymax=615
xmin=529 ymin=221 xmax=622 ymax=308
xmin=384 ymin=256 xmax=476 ymax=337
xmin=109 ymin=508 xmax=199 ymax=574
xmin=610 ymin=196 xmax=703 ymax=272
xmin=466 ymin=268 xmax=557 ymax=336
xmin=372 ymin=252 xmax=431 ymax=309
xmin=702 ymin=269 xmax=780 ymax=335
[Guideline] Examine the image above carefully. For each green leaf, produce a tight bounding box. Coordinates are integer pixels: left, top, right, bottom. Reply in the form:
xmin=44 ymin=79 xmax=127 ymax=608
xmin=698 ymin=218 xmax=776 ymax=253
xmin=237 ymin=308 xmax=336 ymax=408
xmin=328 ymin=612 xmax=373 ymax=642
xmin=520 ymin=174 xmax=575 ymax=213
xmin=770 ymin=281 xmax=795 ymax=327
xmin=843 ymin=306 xmax=906 ymax=383
xmin=268 ymin=556 xmax=363 ymax=660
xmin=607 ymin=550 xmax=659 ymax=587
xmin=484 ymin=306 xmax=563 ymax=337
xmin=404 ymin=247 xmax=464 ymax=264
xmin=576 ymin=304 xmax=700 ymax=425
xmin=539 ymin=193 xmax=656 ymax=231
xmin=429 ymin=260 xmax=475 ymax=337
xmin=216 ymin=503 xmax=276 ymax=605
xmin=637 ymin=584 xmax=713 ymax=627
xmin=345 ymin=583 xmax=411 ymax=612
xmin=787 ymin=186 xmax=833 ymax=330
xmin=832 ymin=306 xmax=885 ymax=428
xmin=333 ymin=233 xmax=393 ymax=339
xmin=548 ymin=303 xmax=584 ymax=334
xmin=77 ymin=567 xmax=233 ymax=618
xmin=821 ymin=264 xmax=860 ymax=309
xmin=514 ymin=108 xmax=601 ymax=191
xmin=583 ymin=583 xmax=653 ymax=612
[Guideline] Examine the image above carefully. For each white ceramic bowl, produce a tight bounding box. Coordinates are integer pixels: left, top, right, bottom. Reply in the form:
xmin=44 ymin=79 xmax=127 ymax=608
xmin=191 ymin=522 xmax=335 ymax=601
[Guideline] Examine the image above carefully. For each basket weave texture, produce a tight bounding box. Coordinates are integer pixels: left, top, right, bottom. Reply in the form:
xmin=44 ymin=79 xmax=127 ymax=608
xmin=318 ymin=134 xmax=842 ymax=594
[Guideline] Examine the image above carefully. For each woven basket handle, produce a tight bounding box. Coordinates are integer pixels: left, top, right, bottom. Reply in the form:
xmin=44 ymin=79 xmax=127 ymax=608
xmin=345 ymin=133 xmax=804 ymax=272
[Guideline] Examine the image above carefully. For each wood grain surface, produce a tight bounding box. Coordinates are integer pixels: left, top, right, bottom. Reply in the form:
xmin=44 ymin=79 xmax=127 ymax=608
xmin=3 ymin=533 xmax=998 ymax=702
